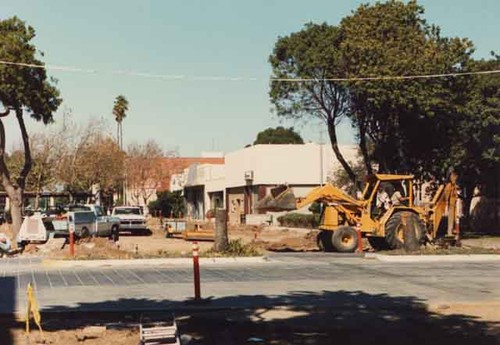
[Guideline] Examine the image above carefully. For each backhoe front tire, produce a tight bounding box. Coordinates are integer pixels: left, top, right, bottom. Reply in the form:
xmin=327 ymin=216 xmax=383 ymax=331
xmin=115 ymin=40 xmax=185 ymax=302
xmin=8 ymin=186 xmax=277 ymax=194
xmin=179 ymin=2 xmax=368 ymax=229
xmin=332 ymin=226 xmax=358 ymax=253
xmin=317 ymin=231 xmax=334 ymax=252
xmin=385 ymin=212 xmax=425 ymax=251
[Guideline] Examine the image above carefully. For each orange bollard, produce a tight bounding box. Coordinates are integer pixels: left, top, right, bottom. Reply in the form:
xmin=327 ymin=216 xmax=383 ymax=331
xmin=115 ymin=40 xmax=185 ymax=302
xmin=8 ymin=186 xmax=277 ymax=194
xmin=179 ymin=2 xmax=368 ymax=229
xmin=356 ymin=222 xmax=363 ymax=254
xmin=192 ymin=241 xmax=201 ymax=301
xmin=69 ymin=223 xmax=75 ymax=257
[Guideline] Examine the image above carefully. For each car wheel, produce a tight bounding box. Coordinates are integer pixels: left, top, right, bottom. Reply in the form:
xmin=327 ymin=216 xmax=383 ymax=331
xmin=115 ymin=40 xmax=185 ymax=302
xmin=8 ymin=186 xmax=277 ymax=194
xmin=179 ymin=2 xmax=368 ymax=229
xmin=77 ymin=227 xmax=91 ymax=244
xmin=110 ymin=225 xmax=120 ymax=242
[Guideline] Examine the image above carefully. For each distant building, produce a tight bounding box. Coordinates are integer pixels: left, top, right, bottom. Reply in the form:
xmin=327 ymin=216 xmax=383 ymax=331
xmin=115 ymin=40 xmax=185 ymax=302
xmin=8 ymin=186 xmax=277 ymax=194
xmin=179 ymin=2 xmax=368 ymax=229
xmin=159 ymin=155 xmax=225 ymax=192
xmin=124 ymin=153 xmax=224 ymax=210
xmin=179 ymin=143 xmax=359 ymax=223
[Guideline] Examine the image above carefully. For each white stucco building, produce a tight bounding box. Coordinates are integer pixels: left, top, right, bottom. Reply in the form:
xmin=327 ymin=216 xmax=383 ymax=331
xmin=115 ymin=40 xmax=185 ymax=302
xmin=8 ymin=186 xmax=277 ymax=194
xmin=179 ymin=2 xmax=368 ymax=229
xmin=179 ymin=143 xmax=359 ymax=223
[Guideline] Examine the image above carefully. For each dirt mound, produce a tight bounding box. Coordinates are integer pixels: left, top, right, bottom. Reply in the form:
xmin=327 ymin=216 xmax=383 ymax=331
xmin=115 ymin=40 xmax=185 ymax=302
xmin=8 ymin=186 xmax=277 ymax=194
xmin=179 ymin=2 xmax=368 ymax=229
xmin=265 ymin=231 xmax=318 ymax=252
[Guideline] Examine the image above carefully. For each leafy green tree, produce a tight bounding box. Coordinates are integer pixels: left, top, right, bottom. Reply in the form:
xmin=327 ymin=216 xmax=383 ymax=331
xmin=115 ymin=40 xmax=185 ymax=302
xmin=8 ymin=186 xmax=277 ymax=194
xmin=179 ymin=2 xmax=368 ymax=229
xmin=340 ymin=0 xmax=473 ymax=175
xmin=0 ymin=17 xmax=61 ymax=234
xmin=446 ymin=56 xmax=500 ymax=196
xmin=330 ymin=159 xmax=368 ymax=197
xmin=6 ymin=133 xmax=58 ymax=209
xmin=253 ymin=126 xmax=304 ymax=145
xmin=148 ymin=191 xmax=185 ymax=218
xmin=268 ymin=1 xmax=489 ymax=193
xmin=269 ymin=23 xmax=359 ymax=187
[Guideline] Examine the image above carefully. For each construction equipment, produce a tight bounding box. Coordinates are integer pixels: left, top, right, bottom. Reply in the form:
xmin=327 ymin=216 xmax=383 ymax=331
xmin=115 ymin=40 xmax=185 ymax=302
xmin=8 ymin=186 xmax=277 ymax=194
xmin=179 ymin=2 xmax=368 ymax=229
xmin=164 ymin=219 xmax=187 ymax=238
xmin=183 ymin=222 xmax=215 ymax=241
xmin=257 ymin=174 xmax=460 ymax=252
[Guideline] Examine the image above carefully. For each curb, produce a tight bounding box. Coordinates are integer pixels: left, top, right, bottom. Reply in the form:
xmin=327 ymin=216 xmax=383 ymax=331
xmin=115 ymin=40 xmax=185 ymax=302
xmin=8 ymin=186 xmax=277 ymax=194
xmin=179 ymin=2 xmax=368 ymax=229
xmin=41 ymin=256 xmax=269 ymax=268
xmin=367 ymin=253 xmax=500 ymax=263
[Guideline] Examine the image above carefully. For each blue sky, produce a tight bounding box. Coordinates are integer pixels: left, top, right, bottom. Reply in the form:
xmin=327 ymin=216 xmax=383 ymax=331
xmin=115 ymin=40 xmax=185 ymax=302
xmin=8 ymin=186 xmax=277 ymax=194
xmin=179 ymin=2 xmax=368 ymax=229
xmin=1 ymin=0 xmax=498 ymax=156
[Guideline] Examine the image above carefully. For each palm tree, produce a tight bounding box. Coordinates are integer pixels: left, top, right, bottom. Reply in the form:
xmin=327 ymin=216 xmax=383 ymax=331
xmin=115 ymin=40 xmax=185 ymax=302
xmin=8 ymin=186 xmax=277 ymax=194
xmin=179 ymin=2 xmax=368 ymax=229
xmin=112 ymin=95 xmax=129 ymax=150
xmin=112 ymin=95 xmax=129 ymax=204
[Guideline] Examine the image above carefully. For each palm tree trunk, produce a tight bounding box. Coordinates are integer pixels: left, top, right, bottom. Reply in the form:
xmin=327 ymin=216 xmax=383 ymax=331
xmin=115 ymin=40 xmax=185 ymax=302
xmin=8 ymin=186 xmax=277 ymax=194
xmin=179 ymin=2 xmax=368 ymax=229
xmin=120 ymin=122 xmax=123 ymax=150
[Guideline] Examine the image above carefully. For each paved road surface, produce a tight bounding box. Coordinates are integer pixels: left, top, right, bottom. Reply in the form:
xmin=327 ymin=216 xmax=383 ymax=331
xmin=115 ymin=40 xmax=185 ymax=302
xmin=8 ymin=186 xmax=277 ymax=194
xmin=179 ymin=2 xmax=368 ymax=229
xmin=1 ymin=253 xmax=499 ymax=314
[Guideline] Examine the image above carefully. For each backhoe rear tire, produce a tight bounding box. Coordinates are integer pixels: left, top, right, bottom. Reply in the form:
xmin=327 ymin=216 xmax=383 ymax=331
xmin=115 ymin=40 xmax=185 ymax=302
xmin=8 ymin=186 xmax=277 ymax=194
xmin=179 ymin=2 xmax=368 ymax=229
xmin=385 ymin=212 xmax=425 ymax=251
xmin=332 ymin=226 xmax=358 ymax=253
xmin=317 ymin=231 xmax=334 ymax=252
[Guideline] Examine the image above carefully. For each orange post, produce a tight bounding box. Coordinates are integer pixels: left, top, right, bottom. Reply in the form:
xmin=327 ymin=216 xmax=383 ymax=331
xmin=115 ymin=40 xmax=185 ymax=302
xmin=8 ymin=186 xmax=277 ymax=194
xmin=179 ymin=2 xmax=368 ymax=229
xmin=356 ymin=222 xmax=363 ymax=253
xmin=69 ymin=223 xmax=75 ymax=257
xmin=455 ymin=197 xmax=462 ymax=245
xmin=192 ymin=241 xmax=201 ymax=301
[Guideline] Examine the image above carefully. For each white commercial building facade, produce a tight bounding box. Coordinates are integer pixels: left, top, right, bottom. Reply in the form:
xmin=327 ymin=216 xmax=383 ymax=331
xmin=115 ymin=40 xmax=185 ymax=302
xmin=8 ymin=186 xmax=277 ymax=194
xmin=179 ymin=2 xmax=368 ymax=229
xmin=177 ymin=143 xmax=359 ymax=223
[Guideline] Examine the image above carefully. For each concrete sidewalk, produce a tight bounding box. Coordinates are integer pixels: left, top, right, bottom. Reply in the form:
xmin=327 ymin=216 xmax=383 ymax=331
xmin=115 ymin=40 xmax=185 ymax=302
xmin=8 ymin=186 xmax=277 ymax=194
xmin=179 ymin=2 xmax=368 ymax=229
xmin=41 ymin=256 xmax=269 ymax=269
xmin=367 ymin=253 xmax=500 ymax=263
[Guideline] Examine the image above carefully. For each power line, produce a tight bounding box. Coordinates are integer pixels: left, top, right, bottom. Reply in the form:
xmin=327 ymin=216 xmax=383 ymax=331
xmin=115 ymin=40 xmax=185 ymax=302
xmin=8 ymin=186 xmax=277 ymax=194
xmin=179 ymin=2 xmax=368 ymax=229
xmin=0 ymin=59 xmax=498 ymax=82
xmin=271 ymin=69 xmax=500 ymax=82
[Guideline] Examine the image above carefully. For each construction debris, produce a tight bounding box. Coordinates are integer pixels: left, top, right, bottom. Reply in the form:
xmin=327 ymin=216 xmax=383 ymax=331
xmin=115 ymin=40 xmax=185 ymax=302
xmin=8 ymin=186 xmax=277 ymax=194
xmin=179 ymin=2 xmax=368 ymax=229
xmin=140 ymin=315 xmax=180 ymax=345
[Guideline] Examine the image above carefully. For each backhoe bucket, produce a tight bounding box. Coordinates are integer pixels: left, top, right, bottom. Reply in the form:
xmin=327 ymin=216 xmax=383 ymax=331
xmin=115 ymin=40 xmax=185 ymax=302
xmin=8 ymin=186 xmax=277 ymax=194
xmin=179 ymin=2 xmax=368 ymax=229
xmin=256 ymin=186 xmax=297 ymax=211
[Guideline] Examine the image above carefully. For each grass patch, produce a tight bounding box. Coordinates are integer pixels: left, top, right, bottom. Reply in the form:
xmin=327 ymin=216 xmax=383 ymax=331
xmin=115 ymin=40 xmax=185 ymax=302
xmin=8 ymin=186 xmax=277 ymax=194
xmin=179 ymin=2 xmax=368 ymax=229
xmin=205 ymin=239 xmax=262 ymax=257
xmin=277 ymin=213 xmax=320 ymax=229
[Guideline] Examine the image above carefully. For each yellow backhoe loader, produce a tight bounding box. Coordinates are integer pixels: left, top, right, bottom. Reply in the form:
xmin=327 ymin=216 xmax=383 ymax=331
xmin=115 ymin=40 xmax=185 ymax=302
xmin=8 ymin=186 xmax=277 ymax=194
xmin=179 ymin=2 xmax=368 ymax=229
xmin=257 ymin=173 xmax=459 ymax=252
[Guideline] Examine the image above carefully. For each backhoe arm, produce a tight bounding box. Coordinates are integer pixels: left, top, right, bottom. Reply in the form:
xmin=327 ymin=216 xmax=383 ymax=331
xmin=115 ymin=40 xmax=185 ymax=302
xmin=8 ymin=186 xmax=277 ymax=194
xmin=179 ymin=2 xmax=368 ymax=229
xmin=296 ymin=184 xmax=365 ymax=209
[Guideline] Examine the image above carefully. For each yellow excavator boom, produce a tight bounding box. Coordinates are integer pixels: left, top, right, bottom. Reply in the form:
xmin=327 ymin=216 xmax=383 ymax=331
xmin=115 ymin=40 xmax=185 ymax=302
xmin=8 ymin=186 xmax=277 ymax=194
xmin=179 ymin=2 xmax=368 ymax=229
xmin=296 ymin=184 xmax=365 ymax=209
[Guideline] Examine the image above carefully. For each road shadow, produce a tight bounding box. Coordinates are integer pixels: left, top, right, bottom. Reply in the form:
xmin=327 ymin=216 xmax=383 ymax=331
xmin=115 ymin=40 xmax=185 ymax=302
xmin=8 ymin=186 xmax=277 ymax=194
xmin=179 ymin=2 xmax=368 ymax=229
xmin=0 ymin=276 xmax=16 ymax=345
xmin=5 ymin=290 xmax=499 ymax=344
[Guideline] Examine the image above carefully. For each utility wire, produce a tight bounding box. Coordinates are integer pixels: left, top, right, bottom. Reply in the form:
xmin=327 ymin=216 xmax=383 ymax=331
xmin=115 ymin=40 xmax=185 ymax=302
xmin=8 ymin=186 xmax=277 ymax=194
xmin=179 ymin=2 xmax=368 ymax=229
xmin=0 ymin=59 xmax=499 ymax=82
xmin=271 ymin=69 xmax=500 ymax=82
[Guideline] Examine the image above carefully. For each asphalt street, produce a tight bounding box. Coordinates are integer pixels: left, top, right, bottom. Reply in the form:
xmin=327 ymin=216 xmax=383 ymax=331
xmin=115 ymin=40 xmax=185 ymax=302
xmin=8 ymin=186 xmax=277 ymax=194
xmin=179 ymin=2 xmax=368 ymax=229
xmin=1 ymin=253 xmax=499 ymax=314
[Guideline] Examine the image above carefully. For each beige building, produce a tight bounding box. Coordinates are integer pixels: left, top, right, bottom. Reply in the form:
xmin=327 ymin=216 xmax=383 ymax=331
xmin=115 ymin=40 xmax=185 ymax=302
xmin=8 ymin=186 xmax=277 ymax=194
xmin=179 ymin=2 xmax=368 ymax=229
xmin=176 ymin=143 xmax=359 ymax=223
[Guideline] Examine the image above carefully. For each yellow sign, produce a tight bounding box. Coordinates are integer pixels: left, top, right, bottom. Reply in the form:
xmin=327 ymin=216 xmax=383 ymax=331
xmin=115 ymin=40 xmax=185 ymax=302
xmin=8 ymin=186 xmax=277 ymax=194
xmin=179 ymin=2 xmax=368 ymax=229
xmin=25 ymin=283 xmax=44 ymax=338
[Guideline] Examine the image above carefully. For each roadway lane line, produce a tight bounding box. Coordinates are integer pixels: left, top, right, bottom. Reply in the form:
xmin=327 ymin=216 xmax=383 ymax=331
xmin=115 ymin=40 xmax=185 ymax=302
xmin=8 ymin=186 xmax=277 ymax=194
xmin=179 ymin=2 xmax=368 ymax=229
xmin=73 ymin=271 xmax=85 ymax=286
xmin=59 ymin=269 xmax=68 ymax=286
xmin=45 ymin=270 xmax=53 ymax=289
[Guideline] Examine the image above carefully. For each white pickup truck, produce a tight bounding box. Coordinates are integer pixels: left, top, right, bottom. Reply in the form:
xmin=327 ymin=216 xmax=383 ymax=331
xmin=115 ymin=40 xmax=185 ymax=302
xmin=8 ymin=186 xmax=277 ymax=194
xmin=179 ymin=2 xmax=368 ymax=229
xmin=112 ymin=206 xmax=147 ymax=234
xmin=52 ymin=204 xmax=120 ymax=241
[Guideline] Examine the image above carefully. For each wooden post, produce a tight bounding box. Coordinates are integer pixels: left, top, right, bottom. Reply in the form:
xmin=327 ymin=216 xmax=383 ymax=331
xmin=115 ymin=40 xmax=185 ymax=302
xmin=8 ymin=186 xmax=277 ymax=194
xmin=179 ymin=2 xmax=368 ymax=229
xmin=214 ymin=209 xmax=229 ymax=252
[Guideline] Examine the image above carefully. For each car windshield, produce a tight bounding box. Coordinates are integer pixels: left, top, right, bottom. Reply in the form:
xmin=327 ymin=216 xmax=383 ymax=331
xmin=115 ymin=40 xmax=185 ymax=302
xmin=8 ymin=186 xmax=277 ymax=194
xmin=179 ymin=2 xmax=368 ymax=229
xmin=73 ymin=211 xmax=96 ymax=223
xmin=67 ymin=205 xmax=90 ymax=212
xmin=114 ymin=208 xmax=142 ymax=215
xmin=94 ymin=206 xmax=104 ymax=217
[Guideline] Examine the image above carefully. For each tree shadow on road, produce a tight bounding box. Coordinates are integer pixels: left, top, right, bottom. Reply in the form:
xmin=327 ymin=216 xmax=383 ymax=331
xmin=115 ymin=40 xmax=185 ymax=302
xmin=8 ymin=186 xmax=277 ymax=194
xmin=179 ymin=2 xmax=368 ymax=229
xmin=0 ymin=276 xmax=16 ymax=345
xmin=5 ymin=289 xmax=498 ymax=345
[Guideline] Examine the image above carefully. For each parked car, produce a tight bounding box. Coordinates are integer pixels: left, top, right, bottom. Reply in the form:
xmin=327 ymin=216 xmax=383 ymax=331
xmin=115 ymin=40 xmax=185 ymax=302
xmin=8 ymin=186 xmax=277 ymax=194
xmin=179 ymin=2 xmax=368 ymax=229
xmin=52 ymin=204 xmax=120 ymax=241
xmin=112 ymin=206 xmax=147 ymax=234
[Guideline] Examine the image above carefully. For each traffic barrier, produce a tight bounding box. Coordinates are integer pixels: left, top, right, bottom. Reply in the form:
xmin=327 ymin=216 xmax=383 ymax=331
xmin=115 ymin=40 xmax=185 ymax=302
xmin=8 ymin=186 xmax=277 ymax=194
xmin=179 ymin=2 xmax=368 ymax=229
xmin=69 ymin=223 xmax=75 ymax=257
xmin=192 ymin=241 xmax=201 ymax=301
xmin=356 ymin=222 xmax=363 ymax=253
